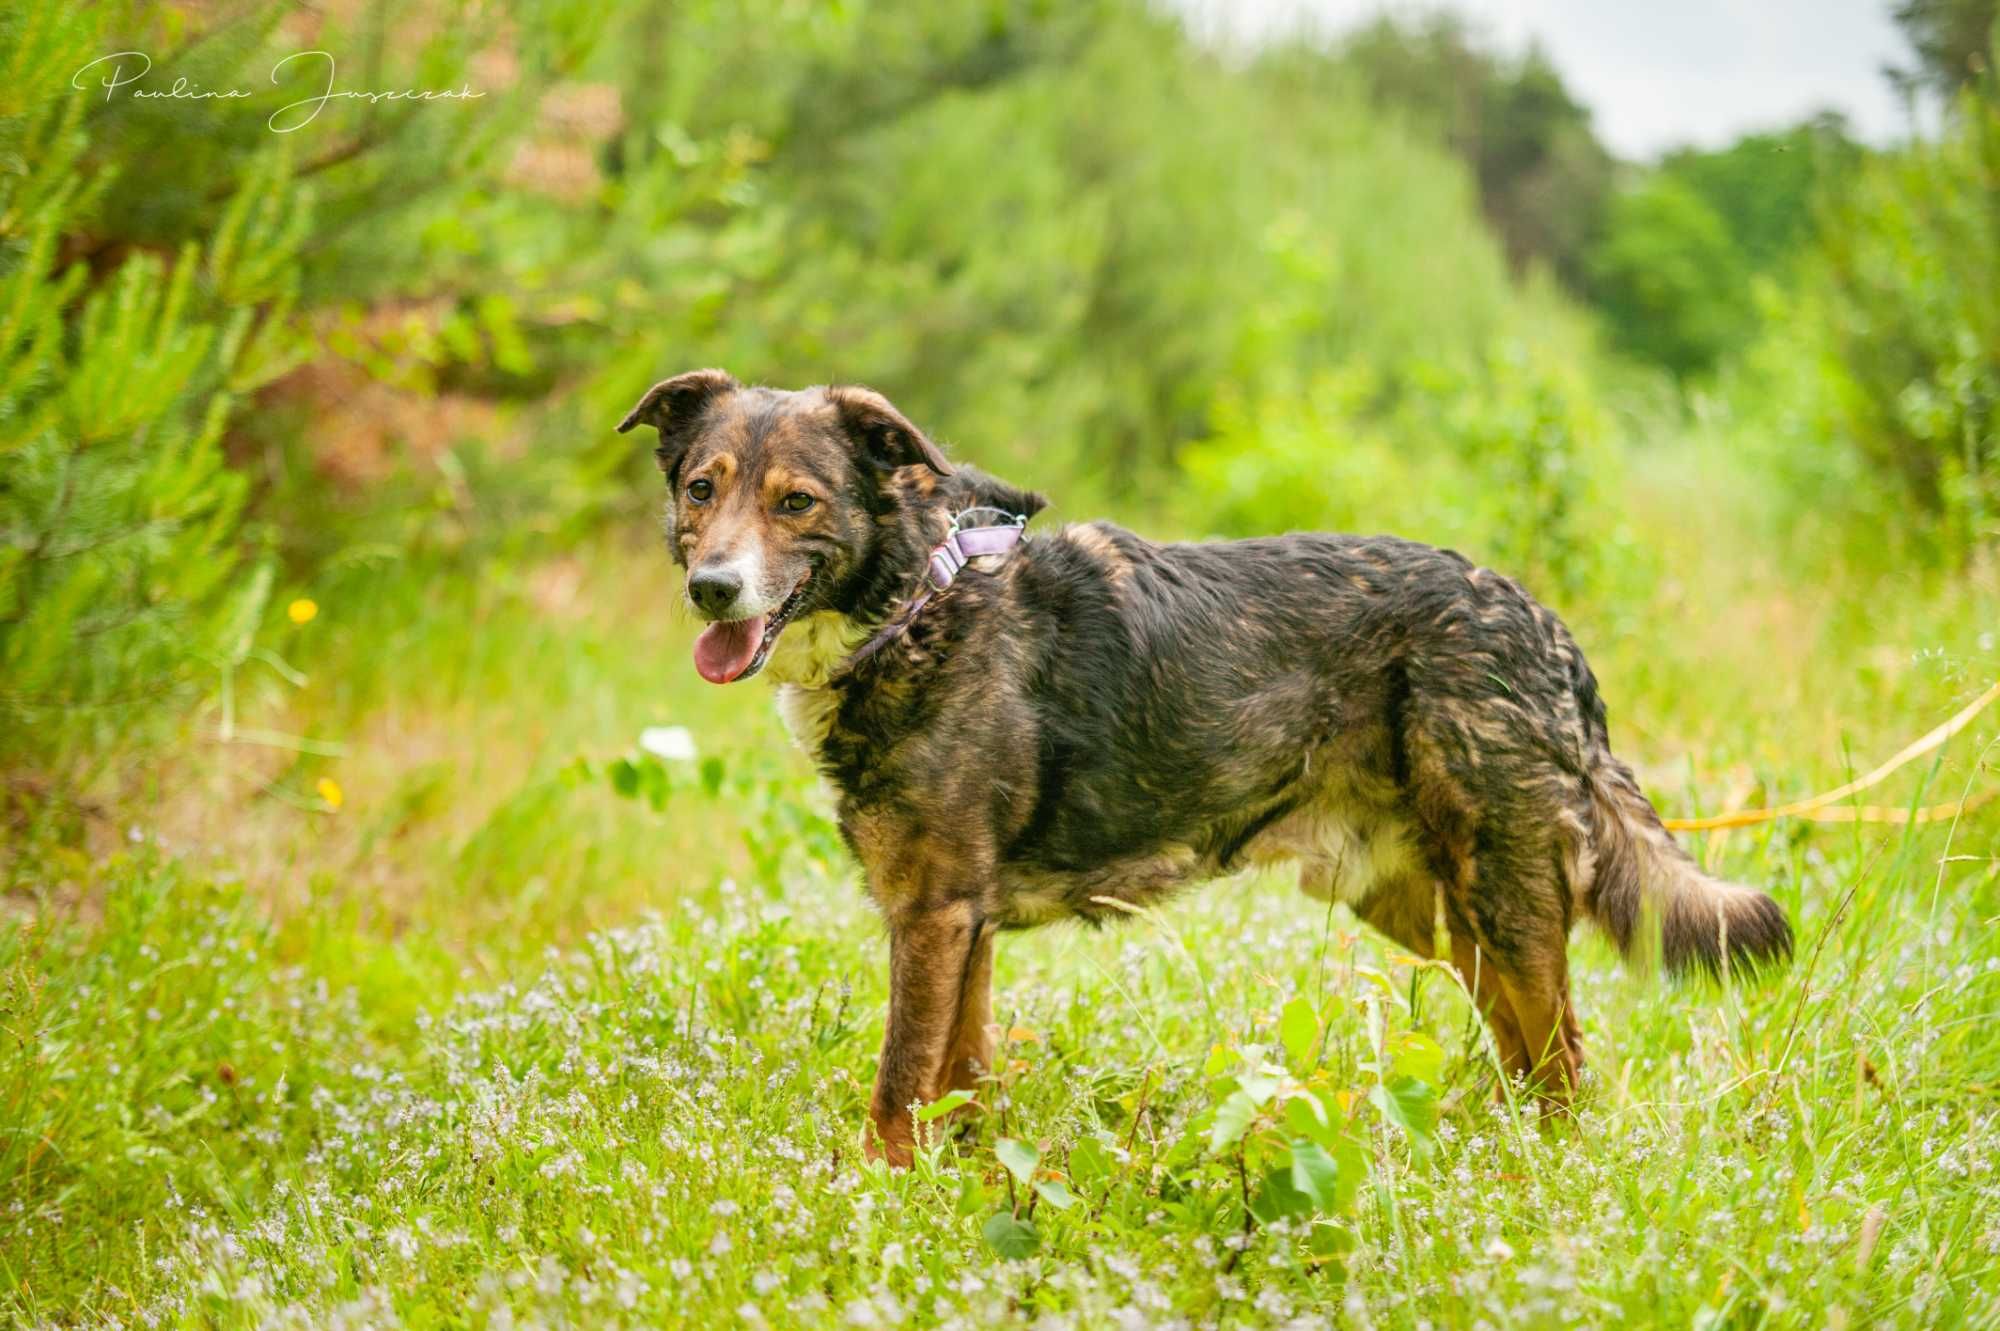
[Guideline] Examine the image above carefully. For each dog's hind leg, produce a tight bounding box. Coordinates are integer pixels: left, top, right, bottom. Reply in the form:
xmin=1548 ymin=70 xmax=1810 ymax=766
xmin=1444 ymin=932 xmax=1533 ymax=1091
xmin=1559 ymin=985 xmax=1586 ymax=1073
xmin=1494 ymin=951 xmax=1582 ymax=1106
xmin=1354 ymin=883 xmax=1531 ymax=1088
xmin=1397 ymin=698 xmax=1589 ymax=1106
xmin=1446 ymin=859 xmax=1582 ymax=1106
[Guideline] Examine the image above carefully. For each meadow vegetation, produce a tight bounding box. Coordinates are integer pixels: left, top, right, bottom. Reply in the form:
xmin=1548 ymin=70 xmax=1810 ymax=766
xmin=3 ymin=1 xmax=1998 ymax=1326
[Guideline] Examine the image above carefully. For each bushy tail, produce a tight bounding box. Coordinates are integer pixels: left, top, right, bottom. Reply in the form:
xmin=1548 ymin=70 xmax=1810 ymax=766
xmin=1584 ymin=754 xmax=1792 ymax=978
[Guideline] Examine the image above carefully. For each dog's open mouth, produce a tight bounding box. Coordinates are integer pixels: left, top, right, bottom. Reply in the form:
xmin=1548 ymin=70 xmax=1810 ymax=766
xmin=691 ymin=575 xmax=811 ymax=685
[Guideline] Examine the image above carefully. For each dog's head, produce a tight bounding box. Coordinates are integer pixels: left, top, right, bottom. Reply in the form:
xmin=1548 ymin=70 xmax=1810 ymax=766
xmin=618 ymin=369 xmax=1041 ymax=684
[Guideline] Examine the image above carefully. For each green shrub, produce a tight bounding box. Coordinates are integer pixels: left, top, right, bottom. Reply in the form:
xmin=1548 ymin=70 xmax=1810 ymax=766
xmin=0 ymin=0 xmax=603 ymax=780
xmin=575 ymin=5 xmax=1579 ymax=495
xmin=0 ymin=96 xmax=304 ymax=772
xmin=1587 ymin=174 xmax=1755 ymax=377
xmin=1335 ymin=13 xmax=1615 ymax=292
xmin=1752 ymin=63 xmax=2000 ymax=552
xmin=1174 ymin=342 xmax=1610 ymax=602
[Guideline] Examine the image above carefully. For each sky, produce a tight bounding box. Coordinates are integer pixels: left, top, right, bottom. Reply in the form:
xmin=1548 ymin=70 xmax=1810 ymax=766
xmin=1177 ymin=0 xmax=1922 ymax=159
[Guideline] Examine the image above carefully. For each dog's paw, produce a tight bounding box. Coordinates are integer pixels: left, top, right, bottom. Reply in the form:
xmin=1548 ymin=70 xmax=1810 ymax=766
xmin=862 ymin=1118 xmax=914 ymax=1169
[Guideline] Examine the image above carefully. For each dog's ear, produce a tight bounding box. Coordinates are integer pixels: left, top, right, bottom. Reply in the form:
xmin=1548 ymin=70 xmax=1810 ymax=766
xmin=826 ymin=385 xmax=952 ymax=477
xmin=617 ymin=369 xmax=740 ymax=479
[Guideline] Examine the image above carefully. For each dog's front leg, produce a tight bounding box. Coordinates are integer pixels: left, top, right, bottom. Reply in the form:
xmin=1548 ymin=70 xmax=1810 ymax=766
xmin=867 ymin=898 xmax=983 ymax=1167
xmin=941 ymin=922 xmax=994 ymax=1099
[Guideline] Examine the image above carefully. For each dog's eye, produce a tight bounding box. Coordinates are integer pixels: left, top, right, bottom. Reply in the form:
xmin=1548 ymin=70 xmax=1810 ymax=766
xmin=687 ymin=479 xmax=713 ymax=504
xmin=781 ymin=492 xmax=816 ymax=513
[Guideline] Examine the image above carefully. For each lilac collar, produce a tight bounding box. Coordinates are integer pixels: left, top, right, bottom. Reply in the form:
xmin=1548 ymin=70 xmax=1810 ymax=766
xmin=842 ymin=507 xmax=1027 ymax=671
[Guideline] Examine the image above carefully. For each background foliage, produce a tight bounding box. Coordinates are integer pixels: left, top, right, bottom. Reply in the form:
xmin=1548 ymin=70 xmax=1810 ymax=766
xmin=5 ymin=0 xmax=1997 ymax=780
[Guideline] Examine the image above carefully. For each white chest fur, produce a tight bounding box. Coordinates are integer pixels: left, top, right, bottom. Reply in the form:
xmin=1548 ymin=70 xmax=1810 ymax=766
xmin=763 ymin=611 xmax=867 ymax=755
xmin=776 ymin=681 xmax=842 ymax=754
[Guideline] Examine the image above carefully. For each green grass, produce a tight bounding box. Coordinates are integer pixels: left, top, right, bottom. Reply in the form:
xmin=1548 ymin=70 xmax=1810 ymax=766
xmin=5 ymin=508 xmax=1999 ymax=1327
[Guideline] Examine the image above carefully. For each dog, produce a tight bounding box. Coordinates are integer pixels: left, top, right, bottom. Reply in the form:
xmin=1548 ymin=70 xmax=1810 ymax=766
xmin=619 ymin=369 xmax=1793 ymax=1165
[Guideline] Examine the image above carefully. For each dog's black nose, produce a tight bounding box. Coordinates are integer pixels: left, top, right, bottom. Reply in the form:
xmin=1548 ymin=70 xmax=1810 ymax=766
xmin=688 ymin=566 xmax=743 ymax=617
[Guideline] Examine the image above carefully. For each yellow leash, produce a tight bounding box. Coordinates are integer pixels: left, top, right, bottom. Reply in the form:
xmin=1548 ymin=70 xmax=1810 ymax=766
xmin=1660 ymin=681 xmax=2000 ymax=831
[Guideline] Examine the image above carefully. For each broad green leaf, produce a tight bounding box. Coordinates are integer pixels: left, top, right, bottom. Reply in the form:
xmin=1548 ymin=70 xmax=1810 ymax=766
xmin=1390 ymin=1031 xmax=1446 ymax=1086
xmin=995 ymin=1137 xmax=1039 ymax=1186
xmin=608 ymin=758 xmax=640 ymax=797
xmin=1289 ymin=1138 xmax=1356 ymax=1213
xmin=1251 ymin=1164 xmax=1312 ymax=1221
xmin=1237 ymin=1066 xmax=1282 ymax=1107
xmin=1334 ymin=1132 xmax=1369 ymax=1197
xmin=1284 ymin=1093 xmax=1332 ymax=1148
xmin=1032 ymin=1178 xmax=1078 ymax=1210
xmin=1279 ymin=995 xmax=1319 ymax=1067
xmin=639 ymin=757 xmax=671 ymax=811
xmin=1372 ymin=1076 xmax=1437 ymax=1155
xmin=1068 ymin=1135 xmax=1113 ymax=1186
xmin=1351 ymin=965 xmax=1400 ymax=1000
xmin=1308 ymin=1221 xmax=1356 ymax=1263
xmin=982 ymin=1211 xmax=1039 ymax=1259
xmin=955 ymin=1169 xmax=989 ymax=1217
xmin=1159 ymin=1123 xmax=1208 ymax=1172
xmin=915 ymin=1089 xmax=975 ymax=1122
xmin=1209 ymin=1090 xmax=1259 ymax=1152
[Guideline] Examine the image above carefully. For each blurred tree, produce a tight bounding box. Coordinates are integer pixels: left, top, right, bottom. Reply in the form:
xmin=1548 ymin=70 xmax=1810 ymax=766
xmin=1888 ymin=0 xmax=1998 ymax=99
xmin=0 ymin=0 xmax=602 ymax=779
xmin=0 ymin=0 xmax=1606 ymax=789
xmin=1333 ymin=16 xmax=1865 ymax=380
xmin=1586 ymin=176 xmax=1751 ymax=377
xmin=578 ymin=4 xmax=1553 ymax=489
xmin=1753 ymin=61 xmax=2000 ymax=550
xmin=1656 ymin=115 xmax=1862 ymax=272
xmin=1585 ymin=115 xmax=1862 ymax=377
xmin=1336 ymin=15 xmax=1615 ymax=290
xmin=0 ymin=101 xmax=298 ymax=773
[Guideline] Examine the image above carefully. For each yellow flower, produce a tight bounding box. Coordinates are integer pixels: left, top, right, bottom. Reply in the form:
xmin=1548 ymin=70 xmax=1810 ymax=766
xmin=287 ymin=598 xmax=318 ymax=624
xmin=317 ymin=777 xmax=344 ymax=811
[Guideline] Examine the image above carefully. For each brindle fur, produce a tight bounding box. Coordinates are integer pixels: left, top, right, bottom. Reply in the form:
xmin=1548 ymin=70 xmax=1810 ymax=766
xmin=621 ymin=370 xmax=1793 ymax=1165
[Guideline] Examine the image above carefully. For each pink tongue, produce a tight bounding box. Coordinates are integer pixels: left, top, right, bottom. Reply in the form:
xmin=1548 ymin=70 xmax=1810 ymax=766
xmin=693 ymin=616 xmax=767 ymax=684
